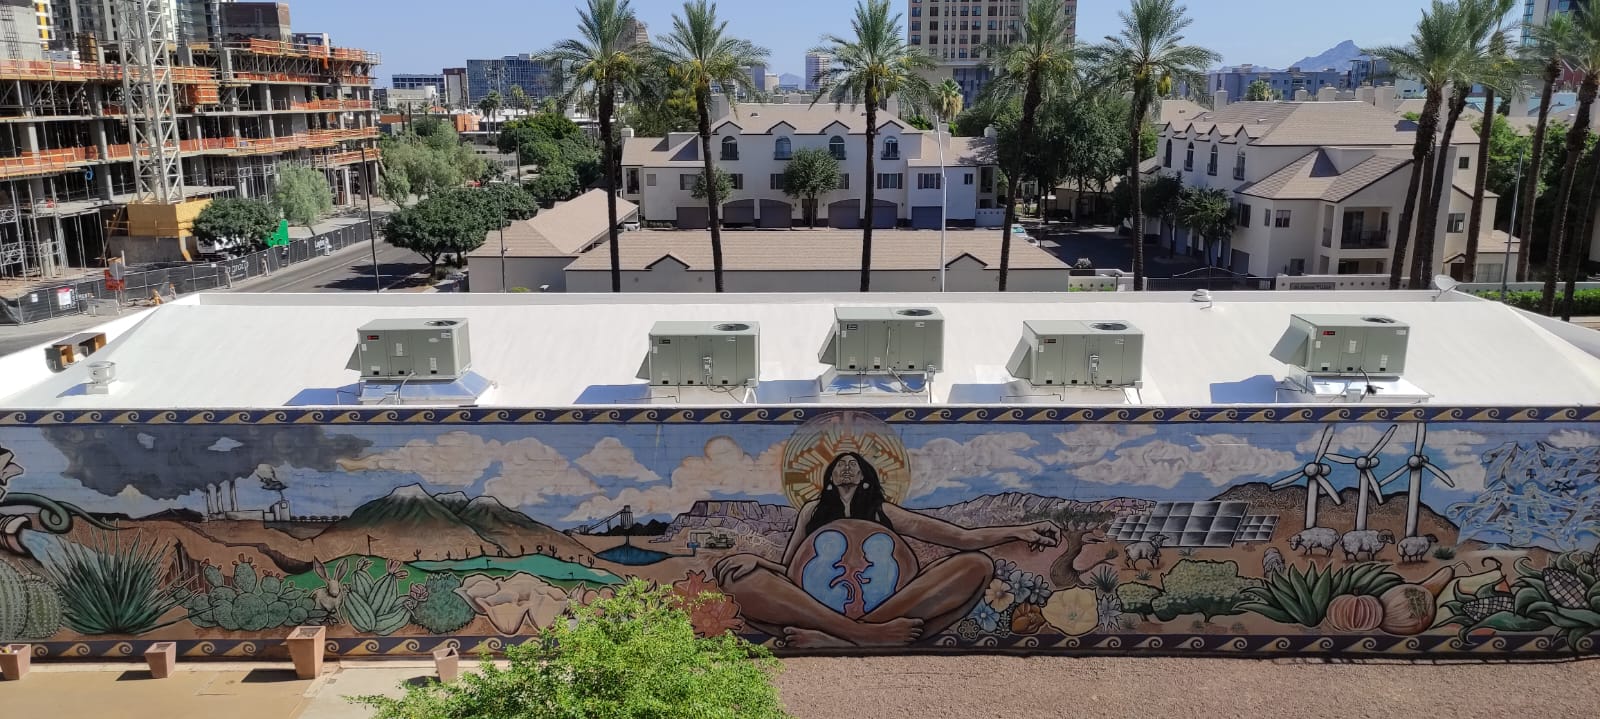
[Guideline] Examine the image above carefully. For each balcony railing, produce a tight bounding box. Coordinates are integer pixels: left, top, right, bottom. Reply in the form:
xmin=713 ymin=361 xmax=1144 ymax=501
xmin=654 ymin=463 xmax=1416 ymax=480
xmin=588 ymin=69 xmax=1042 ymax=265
xmin=1340 ymin=229 xmax=1390 ymax=249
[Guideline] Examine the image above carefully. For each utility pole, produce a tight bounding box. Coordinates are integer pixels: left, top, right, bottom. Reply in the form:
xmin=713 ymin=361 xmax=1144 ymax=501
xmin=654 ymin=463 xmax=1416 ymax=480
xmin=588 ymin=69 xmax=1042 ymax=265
xmin=362 ymin=143 xmax=379 ymax=292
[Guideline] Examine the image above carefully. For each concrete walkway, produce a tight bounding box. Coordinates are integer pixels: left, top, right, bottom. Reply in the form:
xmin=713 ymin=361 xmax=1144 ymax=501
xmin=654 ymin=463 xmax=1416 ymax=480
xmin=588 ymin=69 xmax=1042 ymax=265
xmin=3 ymin=655 xmax=1596 ymax=719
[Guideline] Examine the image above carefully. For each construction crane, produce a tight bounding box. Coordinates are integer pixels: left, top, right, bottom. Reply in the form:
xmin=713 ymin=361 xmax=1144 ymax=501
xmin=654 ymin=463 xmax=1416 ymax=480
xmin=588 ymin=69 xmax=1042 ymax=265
xmin=570 ymin=505 xmax=636 ymax=535
xmin=115 ymin=0 xmax=184 ymax=204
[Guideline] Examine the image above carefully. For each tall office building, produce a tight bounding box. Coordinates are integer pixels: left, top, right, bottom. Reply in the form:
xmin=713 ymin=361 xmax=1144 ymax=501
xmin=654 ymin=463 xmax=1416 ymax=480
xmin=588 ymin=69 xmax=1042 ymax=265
xmin=392 ymin=73 xmax=445 ymax=93
xmin=907 ymin=0 xmax=1076 ymax=105
xmin=1523 ymin=0 xmax=1588 ymax=44
xmin=623 ymin=17 xmax=648 ymax=48
xmin=804 ymin=51 xmax=829 ymax=91
xmin=466 ymin=54 xmax=553 ymax=104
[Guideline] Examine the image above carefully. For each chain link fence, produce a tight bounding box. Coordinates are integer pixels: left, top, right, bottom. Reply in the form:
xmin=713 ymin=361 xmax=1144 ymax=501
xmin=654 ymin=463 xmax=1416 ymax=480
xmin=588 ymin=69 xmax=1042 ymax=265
xmin=0 ymin=216 xmax=387 ymax=326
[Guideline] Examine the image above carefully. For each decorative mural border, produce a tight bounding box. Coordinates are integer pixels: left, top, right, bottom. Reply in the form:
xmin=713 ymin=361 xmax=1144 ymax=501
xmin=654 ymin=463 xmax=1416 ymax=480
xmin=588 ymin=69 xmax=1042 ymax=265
xmin=1 ymin=406 xmax=1597 ymax=427
xmin=17 ymin=632 xmax=1596 ymax=661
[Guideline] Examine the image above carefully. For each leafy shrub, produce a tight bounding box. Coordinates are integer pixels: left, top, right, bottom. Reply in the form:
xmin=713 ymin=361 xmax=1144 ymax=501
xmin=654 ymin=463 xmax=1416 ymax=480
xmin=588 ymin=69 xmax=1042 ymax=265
xmin=1117 ymin=582 xmax=1161 ymax=621
xmin=1477 ymin=289 xmax=1600 ymax=316
xmin=344 ymin=559 xmax=411 ymax=636
xmin=186 ymin=557 xmax=324 ymax=631
xmin=1238 ymin=562 xmax=1403 ymax=627
xmin=1150 ymin=559 xmax=1262 ymax=622
xmin=38 ymin=533 xmax=183 ymax=635
xmin=1433 ymin=546 xmax=1457 ymax=561
xmin=356 ymin=579 xmax=789 ymax=719
xmin=407 ymin=574 xmax=475 ymax=634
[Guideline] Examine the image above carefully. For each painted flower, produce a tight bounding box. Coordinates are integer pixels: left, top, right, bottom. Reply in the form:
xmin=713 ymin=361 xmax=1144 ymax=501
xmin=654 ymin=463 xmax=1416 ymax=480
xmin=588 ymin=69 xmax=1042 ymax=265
xmin=687 ymin=594 xmax=745 ymax=637
xmin=983 ymin=578 xmax=1016 ymax=612
xmin=1011 ymin=571 xmax=1052 ymax=606
xmin=671 ymin=570 xmax=720 ymax=605
xmin=993 ymin=558 xmax=1017 ymax=581
xmin=973 ymin=601 xmax=1002 ymax=632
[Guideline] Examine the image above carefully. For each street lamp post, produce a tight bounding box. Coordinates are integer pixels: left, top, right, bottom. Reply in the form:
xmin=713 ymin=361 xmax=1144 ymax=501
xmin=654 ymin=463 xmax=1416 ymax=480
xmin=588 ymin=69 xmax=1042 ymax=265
xmin=499 ymin=224 xmax=508 ymax=292
xmin=1501 ymin=146 xmax=1523 ymax=299
xmin=938 ymin=116 xmax=948 ymax=292
xmin=362 ymin=143 xmax=379 ymax=292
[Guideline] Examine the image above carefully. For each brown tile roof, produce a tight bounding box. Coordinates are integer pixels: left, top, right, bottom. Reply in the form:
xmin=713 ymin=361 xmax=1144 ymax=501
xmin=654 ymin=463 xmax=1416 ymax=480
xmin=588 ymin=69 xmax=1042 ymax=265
xmin=564 ymin=229 xmax=1068 ymax=272
xmin=1175 ymin=101 xmax=1477 ymax=147
xmin=908 ymin=134 xmax=997 ymax=167
xmin=468 ymin=189 xmax=639 ymax=258
xmin=712 ymin=103 xmax=915 ymax=134
xmin=1240 ymin=151 xmax=1410 ymax=202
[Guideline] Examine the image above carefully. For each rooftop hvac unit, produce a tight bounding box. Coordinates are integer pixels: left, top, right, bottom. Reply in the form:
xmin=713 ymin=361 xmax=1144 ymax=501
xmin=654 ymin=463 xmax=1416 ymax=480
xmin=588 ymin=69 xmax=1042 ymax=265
xmin=1006 ymin=320 xmax=1144 ymax=387
xmin=347 ymin=318 xmax=472 ymax=381
xmin=639 ymin=321 xmax=760 ymax=387
xmin=1270 ymin=314 xmax=1409 ymax=376
xmin=819 ymin=307 xmax=944 ymax=374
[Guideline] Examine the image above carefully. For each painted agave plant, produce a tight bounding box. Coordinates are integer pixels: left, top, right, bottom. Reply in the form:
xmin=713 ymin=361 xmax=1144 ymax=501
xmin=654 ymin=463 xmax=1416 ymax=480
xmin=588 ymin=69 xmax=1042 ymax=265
xmin=1437 ymin=551 xmax=1600 ymax=649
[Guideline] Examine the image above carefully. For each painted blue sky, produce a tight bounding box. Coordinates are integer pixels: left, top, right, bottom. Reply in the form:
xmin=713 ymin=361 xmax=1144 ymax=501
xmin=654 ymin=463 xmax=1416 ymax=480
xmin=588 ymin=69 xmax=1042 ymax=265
xmin=289 ymin=0 xmax=1434 ymax=85
xmin=4 ymin=420 xmax=1593 ymax=528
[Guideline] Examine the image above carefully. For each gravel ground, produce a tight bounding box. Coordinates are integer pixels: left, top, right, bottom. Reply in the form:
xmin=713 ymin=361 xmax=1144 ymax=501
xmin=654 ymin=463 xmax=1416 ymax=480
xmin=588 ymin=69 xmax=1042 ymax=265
xmin=775 ymin=655 xmax=1599 ymax=719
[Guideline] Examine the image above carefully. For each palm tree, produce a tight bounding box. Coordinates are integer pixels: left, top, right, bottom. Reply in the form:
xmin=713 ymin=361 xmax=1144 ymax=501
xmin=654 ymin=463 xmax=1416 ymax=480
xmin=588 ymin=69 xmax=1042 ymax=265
xmin=1518 ymin=13 xmax=1578 ymax=283
xmin=1081 ymin=0 xmax=1217 ymax=290
xmin=935 ymin=79 xmax=964 ymax=127
xmin=478 ymin=91 xmax=502 ymax=132
xmin=660 ymin=0 xmax=770 ymax=293
xmin=1464 ymin=0 xmax=1520 ymax=283
xmin=1367 ymin=0 xmax=1476 ymax=289
xmin=812 ymin=0 xmax=934 ymax=292
xmin=539 ymin=0 xmax=652 ymax=293
xmin=981 ymin=0 xmax=1077 ymax=291
xmin=1543 ymin=6 xmax=1600 ymax=314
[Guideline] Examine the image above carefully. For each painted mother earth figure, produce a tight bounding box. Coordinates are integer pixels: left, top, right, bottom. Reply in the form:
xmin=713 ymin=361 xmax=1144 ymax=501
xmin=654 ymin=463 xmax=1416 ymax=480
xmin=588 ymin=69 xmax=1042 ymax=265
xmin=715 ymin=442 xmax=1060 ymax=648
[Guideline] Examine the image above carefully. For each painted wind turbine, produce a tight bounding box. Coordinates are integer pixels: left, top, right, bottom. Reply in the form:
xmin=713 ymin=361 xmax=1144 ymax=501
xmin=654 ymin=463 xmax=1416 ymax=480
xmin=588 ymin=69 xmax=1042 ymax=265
xmin=1272 ymin=425 xmax=1343 ymax=529
xmin=1326 ymin=424 xmax=1398 ymax=531
xmin=1380 ymin=423 xmax=1455 ymax=537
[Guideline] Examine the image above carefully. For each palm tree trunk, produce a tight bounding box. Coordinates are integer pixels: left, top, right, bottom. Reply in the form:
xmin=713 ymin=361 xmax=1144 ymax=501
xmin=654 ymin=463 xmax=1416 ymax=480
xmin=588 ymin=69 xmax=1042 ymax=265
xmin=1391 ymin=89 xmax=1442 ymax=290
xmin=1413 ymin=90 xmax=1466 ymax=288
xmin=600 ymin=83 xmax=621 ymax=293
xmin=1542 ymin=73 xmax=1600 ymax=314
xmin=696 ymin=88 xmax=725 ymax=293
xmin=1519 ymin=63 xmax=1558 ymax=283
xmin=998 ymin=70 xmax=1043 ymax=293
xmin=1129 ymin=88 xmax=1147 ymax=290
xmin=862 ymin=87 xmax=877 ymax=293
xmin=1464 ymin=87 xmax=1495 ymax=282
xmin=1562 ymin=138 xmax=1600 ymax=320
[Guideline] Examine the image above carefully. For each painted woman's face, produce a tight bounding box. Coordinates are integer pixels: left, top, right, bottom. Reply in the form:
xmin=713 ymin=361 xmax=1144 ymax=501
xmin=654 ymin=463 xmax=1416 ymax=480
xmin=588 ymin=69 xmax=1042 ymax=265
xmin=832 ymin=455 xmax=863 ymax=489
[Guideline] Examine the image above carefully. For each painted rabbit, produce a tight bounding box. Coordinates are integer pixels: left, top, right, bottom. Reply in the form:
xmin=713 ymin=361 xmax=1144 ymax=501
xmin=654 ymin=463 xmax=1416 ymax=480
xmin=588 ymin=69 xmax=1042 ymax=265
xmin=311 ymin=558 xmax=352 ymax=622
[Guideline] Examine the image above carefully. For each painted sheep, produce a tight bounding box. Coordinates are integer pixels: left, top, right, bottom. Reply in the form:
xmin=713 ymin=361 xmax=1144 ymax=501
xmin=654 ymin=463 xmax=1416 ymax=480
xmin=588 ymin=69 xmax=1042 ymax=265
xmin=1288 ymin=527 xmax=1340 ymax=557
xmin=1124 ymin=534 xmax=1170 ymax=570
xmin=1341 ymin=529 xmax=1396 ymax=561
xmin=1397 ymin=534 xmax=1438 ymax=563
xmin=1262 ymin=547 xmax=1286 ymax=575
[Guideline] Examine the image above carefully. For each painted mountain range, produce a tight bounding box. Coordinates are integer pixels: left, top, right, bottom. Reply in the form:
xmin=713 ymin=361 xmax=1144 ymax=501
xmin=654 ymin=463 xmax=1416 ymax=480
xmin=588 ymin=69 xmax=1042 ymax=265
xmin=312 ymin=485 xmax=593 ymax=561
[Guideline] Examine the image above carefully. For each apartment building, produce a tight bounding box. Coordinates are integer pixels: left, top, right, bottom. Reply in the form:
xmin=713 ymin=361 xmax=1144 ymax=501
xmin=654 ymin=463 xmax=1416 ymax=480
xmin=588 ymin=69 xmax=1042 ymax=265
xmin=392 ymin=73 xmax=444 ymax=93
xmin=1150 ymin=100 xmax=1513 ymax=282
xmin=907 ymin=0 xmax=1076 ymax=105
xmin=621 ymin=97 xmax=1000 ymax=230
xmin=804 ymin=52 xmax=829 ymax=91
xmin=0 ymin=3 xmax=379 ymax=276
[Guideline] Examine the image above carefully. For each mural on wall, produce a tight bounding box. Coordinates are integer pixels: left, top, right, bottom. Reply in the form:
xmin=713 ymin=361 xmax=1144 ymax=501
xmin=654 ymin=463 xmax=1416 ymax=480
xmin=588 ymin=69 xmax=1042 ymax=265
xmin=1 ymin=407 xmax=1598 ymax=658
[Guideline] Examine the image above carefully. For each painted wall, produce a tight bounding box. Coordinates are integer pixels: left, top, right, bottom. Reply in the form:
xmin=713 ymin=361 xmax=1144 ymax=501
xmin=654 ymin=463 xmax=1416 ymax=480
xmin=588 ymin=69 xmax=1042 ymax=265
xmin=1 ymin=406 xmax=1596 ymax=660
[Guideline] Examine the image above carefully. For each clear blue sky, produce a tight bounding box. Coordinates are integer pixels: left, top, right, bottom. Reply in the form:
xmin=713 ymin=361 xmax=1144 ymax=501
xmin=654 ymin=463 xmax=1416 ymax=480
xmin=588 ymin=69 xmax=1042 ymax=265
xmin=290 ymin=0 xmax=1436 ymax=84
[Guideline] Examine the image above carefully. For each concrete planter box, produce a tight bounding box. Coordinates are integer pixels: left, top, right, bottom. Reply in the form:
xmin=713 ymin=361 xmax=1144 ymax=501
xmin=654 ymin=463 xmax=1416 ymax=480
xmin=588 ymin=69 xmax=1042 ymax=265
xmin=144 ymin=642 xmax=177 ymax=679
xmin=286 ymin=626 xmax=326 ymax=679
xmin=433 ymin=646 xmax=460 ymax=683
xmin=1 ymin=644 xmax=31 ymax=681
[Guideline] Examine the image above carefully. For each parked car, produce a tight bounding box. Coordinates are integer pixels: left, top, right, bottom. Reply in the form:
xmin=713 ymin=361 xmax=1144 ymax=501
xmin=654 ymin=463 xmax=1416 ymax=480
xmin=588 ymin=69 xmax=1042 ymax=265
xmin=1011 ymin=224 xmax=1039 ymax=245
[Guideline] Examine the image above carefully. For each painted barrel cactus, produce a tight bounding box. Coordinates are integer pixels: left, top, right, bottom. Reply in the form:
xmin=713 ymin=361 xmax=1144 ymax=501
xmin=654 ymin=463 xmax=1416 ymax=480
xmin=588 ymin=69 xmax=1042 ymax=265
xmin=0 ymin=559 xmax=63 ymax=641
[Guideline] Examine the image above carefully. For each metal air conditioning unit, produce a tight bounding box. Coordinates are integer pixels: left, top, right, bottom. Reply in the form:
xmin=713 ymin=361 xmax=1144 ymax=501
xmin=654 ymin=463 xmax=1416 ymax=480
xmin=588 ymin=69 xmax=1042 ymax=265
xmin=640 ymin=321 xmax=760 ymax=387
xmin=1270 ymin=314 xmax=1409 ymax=376
xmin=347 ymin=318 xmax=472 ymax=380
xmin=819 ymin=307 xmax=944 ymax=373
xmin=1006 ymin=320 xmax=1144 ymax=387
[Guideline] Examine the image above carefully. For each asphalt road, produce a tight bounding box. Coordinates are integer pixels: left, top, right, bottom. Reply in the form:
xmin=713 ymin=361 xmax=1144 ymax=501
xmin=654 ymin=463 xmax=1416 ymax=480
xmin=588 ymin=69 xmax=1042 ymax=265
xmin=233 ymin=240 xmax=430 ymax=294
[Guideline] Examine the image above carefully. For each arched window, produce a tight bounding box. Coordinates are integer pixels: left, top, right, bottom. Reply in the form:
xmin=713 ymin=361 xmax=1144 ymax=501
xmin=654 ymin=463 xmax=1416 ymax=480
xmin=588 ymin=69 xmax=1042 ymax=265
xmin=829 ymin=135 xmax=847 ymax=160
xmin=774 ymin=136 xmax=792 ymax=160
xmin=721 ymin=136 xmax=739 ymax=161
xmin=1234 ymin=151 xmax=1246 ymax=180
xmin=1184 ymin=142 xmax=1194 ymax=172
xmin=1163 ymin=140 xmax=1172 ymax=168
xmin=882 ymin=137 xmax=900 ymax=160
xmin=1207 ymin=144 xmax=1218 ymax=176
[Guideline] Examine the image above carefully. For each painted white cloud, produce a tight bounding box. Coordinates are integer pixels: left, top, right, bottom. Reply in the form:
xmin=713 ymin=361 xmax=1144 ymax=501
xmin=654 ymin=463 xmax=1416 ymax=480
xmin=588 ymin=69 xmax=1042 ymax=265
xmin=1545 ymin=430 xmax=1600 ymax=449
xmin=1036 ymin=425 xmax=1157 ymax=466
xmin=207 ymin=437 xmax=243 ymax=452
xmin=909 ymin=432 xmax=1041 ymax=498
xmin=136 ymin=432 xmax=155 ymax=450
xmin=1296 ymin=424 xmax=1489 ymax=492
xmin=338 ymin=431 xmax=599 ymax=506
xmin=1075 ymin=434 xmax=1299 ymax=489
xmin=563 ymin=437 xmax=785 ymax=521
xmin=574 ymin=437 xmax=661 ymax=483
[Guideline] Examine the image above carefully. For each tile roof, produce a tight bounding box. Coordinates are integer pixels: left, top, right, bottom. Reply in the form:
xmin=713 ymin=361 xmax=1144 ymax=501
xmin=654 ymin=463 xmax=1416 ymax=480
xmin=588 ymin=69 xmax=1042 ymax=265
xmin=564 ymin=229 xmax=1067 ymax=272
xmin=908 ymin=134 xmax=997 ymax=167
xmin=712 ymin=103 xmax=915 ymax=134
xmin=467 ymin=189 xmax=638 ymax=258
xmin=1175 ymin=101 xmax=1478 ymax=147
xmin=1239 ymin=151 xmax=1410 ymax=202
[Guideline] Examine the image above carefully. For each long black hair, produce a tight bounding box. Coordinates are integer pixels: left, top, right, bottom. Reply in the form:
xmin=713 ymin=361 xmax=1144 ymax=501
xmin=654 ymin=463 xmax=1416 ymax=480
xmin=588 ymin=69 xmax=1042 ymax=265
xmin=803 ymin=451 xmax=893 ymax=536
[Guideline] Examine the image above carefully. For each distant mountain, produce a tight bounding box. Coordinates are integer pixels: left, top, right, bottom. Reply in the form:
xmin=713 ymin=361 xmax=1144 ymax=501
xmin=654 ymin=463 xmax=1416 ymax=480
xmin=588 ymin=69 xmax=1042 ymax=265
xmin=778 ymin=72 xmax=803 ymax=88
xmin=339 ymin=484 xmax=467 ymax=530
xmin=1292 ymin=40 xmax=1365 ymax=72
xmin=1213 ymin=482 xmax=1460 ymax=542
xmin=434 ymin=492 xmax=470 ymax=513
xmin=316 ymin=485 xmax=593 ymax=562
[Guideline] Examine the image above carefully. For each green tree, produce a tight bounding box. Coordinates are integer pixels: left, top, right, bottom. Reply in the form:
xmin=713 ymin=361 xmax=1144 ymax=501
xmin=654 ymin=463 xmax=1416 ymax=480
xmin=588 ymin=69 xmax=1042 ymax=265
xmin=661 ymin=0 xmax=770 ymax=293
xmin=1082 ymin=0 xmax=1219 ymax=290
xmin=1464 ymin=0 xmax=1521 ymax=282
xmin=813 ymin=0 xmax=934 ymax=291
xmin=355 ymin=581 xmax=788 ymax=719
xmin=1517 ymin=12 xmax=1578 ymax=283
xmin=496 ymin=111 xmax=602 ymax=191
xmin=1176 ymin=185 xmax=1234 ymax=265
xmin=193 ymin=197 xmax=278 ymax=246
xmin=623 ymin=58 xmax=700 ymax=137
xmin=528 ymin=164 xmax=581 ymax=206
xmin=1548 ymin=7 xmax=1600 ymax=316
xmin=382 ymin=188 xmax=498 ymax=273
xmin=509 ymin=85 xmax=530 ymax=112
xmin=1243 ymin=79 xmax=1275 ymax=101
xmin=540 ymin=0 xmax=652 ymax=292
xmin=934 ymin=79 xmax=964 ymax=126
xmin=1058 ymin=93 xmax=1131 ymax=206
xmin=782 ymin=147 xmax=841 ymax=227
xmin=272 ymin=164 xmax=334 ymax=231
xmin=485 ymin=183 xmax=539 ymax=223
xmin=982 ymin=0 xmax=1077 ymax=290
xmin=478 ymin=91 xmax=502 ymax=128
xmin=1143 ymin=172 xmax=1183 ymax=253
xmin=690 ymin=167 xmax=735 ymax=202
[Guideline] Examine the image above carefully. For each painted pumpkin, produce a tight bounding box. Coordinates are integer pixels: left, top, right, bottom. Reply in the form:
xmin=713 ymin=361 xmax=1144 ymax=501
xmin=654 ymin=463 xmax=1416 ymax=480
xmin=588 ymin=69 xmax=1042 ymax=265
xmin=787 ymin=519 xmax=917 ymax=619
xmin=1378 ymin=583 xmax=1437 ymax=636
xmin=1041 ymin=587 xmax=1098 ymax=637
xmin=1325 ymin=594 xmax=1384 ymax=632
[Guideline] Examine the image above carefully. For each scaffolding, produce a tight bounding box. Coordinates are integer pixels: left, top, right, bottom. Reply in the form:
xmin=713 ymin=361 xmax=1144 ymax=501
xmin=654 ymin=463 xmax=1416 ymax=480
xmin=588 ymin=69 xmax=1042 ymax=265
xmin=118 ymin=0 xmax=183 ymax=204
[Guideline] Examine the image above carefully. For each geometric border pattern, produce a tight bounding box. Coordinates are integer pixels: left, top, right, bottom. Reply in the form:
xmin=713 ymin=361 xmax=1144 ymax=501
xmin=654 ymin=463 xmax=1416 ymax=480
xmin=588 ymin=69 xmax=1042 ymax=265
xmin=0 ymin=406 xmax=1594 ymax=427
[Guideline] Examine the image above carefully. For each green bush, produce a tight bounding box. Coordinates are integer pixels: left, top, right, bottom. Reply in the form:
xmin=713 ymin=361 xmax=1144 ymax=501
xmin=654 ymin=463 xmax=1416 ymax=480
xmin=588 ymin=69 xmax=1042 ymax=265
xmin=407 ymin=574 xmax=475 ymax=635
xmin=1433 ymin=546 xmax=1457 ymax=561
xmin=1476 ymin=289 xmax=1600 ymax=316
xmin=356 ymin=579 xmax=789 ymax=719
xmin=1117 ymin=582 xmax=1161 ymax=621
xmin=1150 ymin=559 xmax=1262 ymax=623
xmin=186 ymin=558 xmax=325 ymax=631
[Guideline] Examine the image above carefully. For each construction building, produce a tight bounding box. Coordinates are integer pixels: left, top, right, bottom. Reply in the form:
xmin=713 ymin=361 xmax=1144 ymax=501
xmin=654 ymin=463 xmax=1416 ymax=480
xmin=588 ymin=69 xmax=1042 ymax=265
xmin=0 ymin=0 xmax=378 ymax=279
